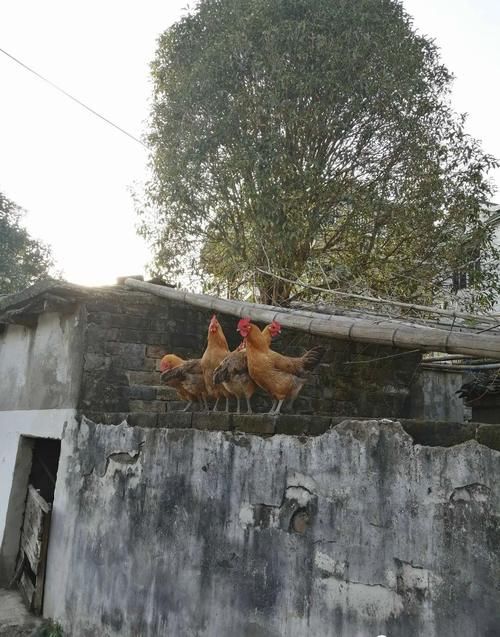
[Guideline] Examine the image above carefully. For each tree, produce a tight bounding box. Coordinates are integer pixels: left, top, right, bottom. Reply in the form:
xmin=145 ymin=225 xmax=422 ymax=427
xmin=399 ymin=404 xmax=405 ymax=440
xmin=0 ymin=191 xmax=54 ymax=294
xmin=139 ymin=0 xmax=499 ymax=308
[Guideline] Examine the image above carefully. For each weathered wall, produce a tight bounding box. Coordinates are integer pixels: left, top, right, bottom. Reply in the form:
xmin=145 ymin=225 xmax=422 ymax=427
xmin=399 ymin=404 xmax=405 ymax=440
xmin=472 ymin=395 xmax=500 ymax=424
xmin=0 ymin=311 xmax=85 ymax=411
xmin=44 ymin=416 xmax=500 ymax=637
xmin=0 ymin=311 xmax=84 ymax=583
xmin=407 ymin=369 xmax=466 ymax=423
xmin=79 ymin=289 xmax=421 ymax=419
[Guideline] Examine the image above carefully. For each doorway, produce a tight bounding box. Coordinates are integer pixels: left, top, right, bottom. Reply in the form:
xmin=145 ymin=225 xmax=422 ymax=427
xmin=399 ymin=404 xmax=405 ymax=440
xmin=11 ymin=437 xmax=61 ymax=615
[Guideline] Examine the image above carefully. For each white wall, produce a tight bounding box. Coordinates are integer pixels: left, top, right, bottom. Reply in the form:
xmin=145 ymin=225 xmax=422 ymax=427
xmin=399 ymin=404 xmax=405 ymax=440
xmin=0 ymin=311 xmax=85 ymax=411
xmin=407 ymin=368 xmax=466 ymax=422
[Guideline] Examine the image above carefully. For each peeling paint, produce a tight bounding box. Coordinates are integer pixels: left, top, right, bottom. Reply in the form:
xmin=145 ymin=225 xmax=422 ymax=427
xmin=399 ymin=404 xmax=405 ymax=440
xmin=43 ymin=418 xmax=500 ymax=637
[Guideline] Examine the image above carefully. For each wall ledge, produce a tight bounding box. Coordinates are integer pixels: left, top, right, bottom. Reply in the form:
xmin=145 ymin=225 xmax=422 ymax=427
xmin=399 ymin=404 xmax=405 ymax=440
xmin=78 ymin=411 xmax=500 ymax=451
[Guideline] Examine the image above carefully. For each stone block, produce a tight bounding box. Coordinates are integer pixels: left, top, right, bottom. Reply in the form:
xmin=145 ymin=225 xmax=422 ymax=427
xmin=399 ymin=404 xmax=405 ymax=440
xmin=83 ymin=354 xmax=110 ymax=371
xmin=86 ymin=311 xmax=115 ymax=328
xmin=81 ymin=412 xmax=130 ymax=426
xmin=116 ymin=328 xmax=153 ymax=344
xmin=400 ymin=420 xmax=477 ymax=447
xmin=142 ymin=358 xmax=156 ymax=371
xmin=157 ymin=386 xmax=179 ymax=401
xmin=85 ymin=325 xmax=120 ymax=353
xmin=147 ymin=345 xmax=169 ymax=359
xmin=475 ymin=424 xmax=500 ymax=451
xmin=192 ymin=413 xmax=233 ymax=431
xmin=127 ymin=412 xmax=159 ymax=428
xmin=232 ymin=415 xmax=275 ymax=435
xmin=105 ymin=342 xmax=146 ymax=369
xmin=158 ymin=412 xmax=193 ymax=429
xmin=306 ymin=416 xmax=334 ymax=436
xmin=166 ymin=400 xmax=190 ymax=412
xmin=126 ymin=371 xmax=161 ymax=386
xmin=129 ymin=385 xmax=157 ymax=401
xmin=274 ymin=415 xmax=309 ymax=435
xmin=79 ymin=372 xmax=130 ymax=412
xmin=129 ymin=400 xmax=166 ymax=413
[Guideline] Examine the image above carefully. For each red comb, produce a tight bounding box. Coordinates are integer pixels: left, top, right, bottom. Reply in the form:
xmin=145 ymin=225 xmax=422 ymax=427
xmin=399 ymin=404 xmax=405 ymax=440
xmin=237 ymin=317 xmax=251 ymax=330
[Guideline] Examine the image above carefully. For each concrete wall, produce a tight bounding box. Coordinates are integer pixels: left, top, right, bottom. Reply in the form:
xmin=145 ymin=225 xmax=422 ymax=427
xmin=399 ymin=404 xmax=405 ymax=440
xmin=44 ymin=416 xmax=500 ymax=637
xmin=407 ymin=369 xmax=466 ymax=423
xmin=0 ymin=311 xmax=84 ymax=582
xmin=0 ymin=311 xmax=85 ymax=411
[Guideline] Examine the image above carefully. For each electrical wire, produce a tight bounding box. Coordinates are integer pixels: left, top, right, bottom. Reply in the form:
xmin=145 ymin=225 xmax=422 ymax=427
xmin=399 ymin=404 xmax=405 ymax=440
xmin=0 ymin=46 xmax=148 ymax=149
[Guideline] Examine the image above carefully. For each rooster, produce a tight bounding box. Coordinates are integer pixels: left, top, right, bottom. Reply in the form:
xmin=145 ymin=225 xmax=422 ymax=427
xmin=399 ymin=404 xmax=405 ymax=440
xmin=213 ymin=320 xmax=282 ymax=414
xmin=237 ymin=318 xmax=325 ymax=415
xmin=201 ymin=314 xmax=232 ymax=411
xmin=160 ymin=356 xmax=209 ymax=411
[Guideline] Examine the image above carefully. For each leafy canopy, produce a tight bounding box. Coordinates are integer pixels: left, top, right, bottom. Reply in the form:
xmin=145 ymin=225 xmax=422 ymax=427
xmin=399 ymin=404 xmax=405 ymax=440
xmin=0 ymin=191 xmax=54 ymax=294
xmin=140 ymin=0 xmax=498 ymax=307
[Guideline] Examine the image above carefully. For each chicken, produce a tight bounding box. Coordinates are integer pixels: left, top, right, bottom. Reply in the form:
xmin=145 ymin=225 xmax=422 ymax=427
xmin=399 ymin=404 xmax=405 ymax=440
xmin=237 ymin=318 xmax=325 ymax=415
xmin=200 ymin=314 xmax=232 ymax=411
xmin=160 ymin=357 xmax=209 ymax=411
xmin=159 ymin=353 xmax=185 ymax=373
xmin=213 ymin=320 xmax=282 ymax=414
xmin=159 ymin=354 xmax=197 ymax=408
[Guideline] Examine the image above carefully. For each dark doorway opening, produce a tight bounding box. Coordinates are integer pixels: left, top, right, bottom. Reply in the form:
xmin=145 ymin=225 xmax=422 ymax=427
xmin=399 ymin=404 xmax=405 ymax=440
xmin=28 ymin=438 xmax=61 ymax=505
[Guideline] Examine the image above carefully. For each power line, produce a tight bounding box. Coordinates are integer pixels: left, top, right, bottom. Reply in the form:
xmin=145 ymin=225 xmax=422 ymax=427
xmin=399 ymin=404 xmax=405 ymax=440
xmin=0 ymin=46 xmax=149 ymax=150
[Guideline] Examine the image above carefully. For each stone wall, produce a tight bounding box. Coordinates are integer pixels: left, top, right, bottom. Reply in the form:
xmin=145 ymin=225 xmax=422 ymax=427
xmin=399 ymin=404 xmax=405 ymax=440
xmin=78 ymin=288 xmax=421 ymax=420
xmin=44 ymin=415 xmax=500 ymax=637
xmin=472 ymin=395 xmax=500 ymax=424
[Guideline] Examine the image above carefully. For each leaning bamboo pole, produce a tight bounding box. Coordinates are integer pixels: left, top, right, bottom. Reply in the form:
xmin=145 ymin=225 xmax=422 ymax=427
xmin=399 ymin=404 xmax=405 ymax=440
xmin=255 ymin=267 xmax=500 ymax=325
xmin=124 ymin=279 xmax=500 ymax=359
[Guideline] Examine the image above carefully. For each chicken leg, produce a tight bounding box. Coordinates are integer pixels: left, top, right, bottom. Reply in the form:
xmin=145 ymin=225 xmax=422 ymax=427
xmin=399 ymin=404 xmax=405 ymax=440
xmin=269 ymin=399 xmax=284 ymax=415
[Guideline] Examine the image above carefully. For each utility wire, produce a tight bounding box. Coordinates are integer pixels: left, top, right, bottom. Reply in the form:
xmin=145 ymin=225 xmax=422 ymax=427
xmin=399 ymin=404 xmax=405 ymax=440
xmin=0 ymin=46 xmax=148 ymax=150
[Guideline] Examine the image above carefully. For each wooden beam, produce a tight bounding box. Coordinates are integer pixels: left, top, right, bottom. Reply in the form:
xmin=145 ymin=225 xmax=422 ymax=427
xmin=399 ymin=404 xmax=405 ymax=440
xmin=124 ymin=279 xmax=500 ymax=359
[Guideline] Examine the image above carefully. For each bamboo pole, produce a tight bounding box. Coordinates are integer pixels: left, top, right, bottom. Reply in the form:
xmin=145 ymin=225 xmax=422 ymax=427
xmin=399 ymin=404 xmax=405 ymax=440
xmin=124 ymin=279 xmax=500 ymax=359
xmin=421 ymin=363 xmax=500 ymax=371
xmin=255 ymin=268 xmax=500 ymax=325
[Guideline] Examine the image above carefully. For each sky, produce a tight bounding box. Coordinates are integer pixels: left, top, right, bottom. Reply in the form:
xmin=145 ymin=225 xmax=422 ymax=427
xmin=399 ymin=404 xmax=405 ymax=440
xmin=0 ymin=0 xmax=499 ymax=287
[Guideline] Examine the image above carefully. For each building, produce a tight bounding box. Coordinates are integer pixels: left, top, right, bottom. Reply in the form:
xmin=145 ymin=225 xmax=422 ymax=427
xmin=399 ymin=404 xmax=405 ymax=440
xmin=0 ymin=279 xmax=498 ymax=636
xmin=447 ymin=202 xmax=500 ymax=311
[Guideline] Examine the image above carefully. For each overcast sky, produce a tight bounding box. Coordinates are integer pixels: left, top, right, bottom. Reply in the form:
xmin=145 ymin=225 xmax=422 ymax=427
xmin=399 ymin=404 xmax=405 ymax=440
xmin=0 ymin=0 xmax=499 ymax=286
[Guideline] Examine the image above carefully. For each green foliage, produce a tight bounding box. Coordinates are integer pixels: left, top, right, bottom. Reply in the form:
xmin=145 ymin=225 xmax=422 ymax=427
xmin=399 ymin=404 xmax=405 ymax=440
xmin=0 ymin=191 xmax=54 ymax=295
xmin=139 ymin=0 xmax=499 ymax=308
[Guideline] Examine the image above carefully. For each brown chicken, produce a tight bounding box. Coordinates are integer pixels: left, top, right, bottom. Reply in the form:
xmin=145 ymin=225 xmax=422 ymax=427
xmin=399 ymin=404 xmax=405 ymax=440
xmin=237 ymin=318 xmax=325 ymax=415
xmin=159 ymin=353 xmax=184 ymax=374
xmin=213 ymin=320 xmax=282 ymax=414
xmin=159 ymin=354 xmax=196 ymax=408
xmin=201 ymin=314 xmax=232 ymax=411
xmin=160 ymin=356 xmax=209 ymax=411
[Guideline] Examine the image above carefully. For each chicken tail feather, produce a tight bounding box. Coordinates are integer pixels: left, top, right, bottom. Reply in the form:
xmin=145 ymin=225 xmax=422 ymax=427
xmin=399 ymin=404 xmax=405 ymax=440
xmin=213 ymin=364 xmax=229 ymax=385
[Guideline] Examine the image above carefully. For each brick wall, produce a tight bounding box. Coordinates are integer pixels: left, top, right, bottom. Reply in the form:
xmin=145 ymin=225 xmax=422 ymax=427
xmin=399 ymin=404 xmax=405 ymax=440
xmin=77 ymin=288 xmax=421 ymax=419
